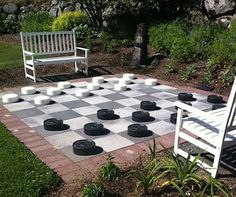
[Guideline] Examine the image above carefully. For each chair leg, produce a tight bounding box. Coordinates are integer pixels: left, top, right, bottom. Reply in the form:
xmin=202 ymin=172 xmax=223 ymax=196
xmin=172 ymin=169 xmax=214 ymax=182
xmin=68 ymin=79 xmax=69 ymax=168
xmin=174 ymin=108 xmax=183 ymax=154
xmin=211 ymin=148 xmax=222 ymax=178
xmin=75 ymin=62 xmax=78 ymax=72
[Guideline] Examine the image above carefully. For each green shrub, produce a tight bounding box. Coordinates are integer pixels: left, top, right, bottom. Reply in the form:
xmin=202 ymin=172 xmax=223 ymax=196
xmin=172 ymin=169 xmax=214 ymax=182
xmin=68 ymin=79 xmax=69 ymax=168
xmin=100 ymin=154 xmax=121 ymax=181
xmin=149 ymin=21 xmax=186 ymax=55
xmin=82 ymin=182 xmax=106 ymax=197
xmin=99 ymin=31 xmax=118 ymax=53
xmin=21 ymin=11 xmax=52 ymax=32
xmin=52 ymin=11 xmax=89 ymax=31
xmin=180 ymin=64 xmax=197 ymax=81
xmin=164 ymin=62 xmax=176 ymax=75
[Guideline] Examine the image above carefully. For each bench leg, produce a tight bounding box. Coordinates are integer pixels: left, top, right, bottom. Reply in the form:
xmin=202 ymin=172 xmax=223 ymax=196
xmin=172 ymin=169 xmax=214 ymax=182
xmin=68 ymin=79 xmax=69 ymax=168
xmin=75 ymin=62 xmax=79 ymax=72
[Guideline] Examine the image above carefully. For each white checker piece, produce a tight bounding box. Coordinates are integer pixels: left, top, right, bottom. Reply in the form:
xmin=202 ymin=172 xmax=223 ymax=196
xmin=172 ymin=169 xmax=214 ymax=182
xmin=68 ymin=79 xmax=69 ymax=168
xmin=4 ymin=102 xmax=34 ymax=112
xmin=45 ymin=131 xmax=84 ymax=149
xmin=94 ymin=134 xmax=134 ymax=152
xmin=73 ymin=105 xmax=100 ymax=116
xmin=82 ymin=96 xmax=111 ymax=105
xmin=52 ymin=95 xmax=78 ymax=103
xmin=64 ymin=117 xmax=92 ymax=130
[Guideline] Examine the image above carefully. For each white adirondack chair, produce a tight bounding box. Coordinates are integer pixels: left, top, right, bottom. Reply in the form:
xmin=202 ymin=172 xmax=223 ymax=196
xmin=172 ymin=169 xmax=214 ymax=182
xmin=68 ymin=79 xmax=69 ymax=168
xmin=174 ymin=77 xmax=236 ymax=177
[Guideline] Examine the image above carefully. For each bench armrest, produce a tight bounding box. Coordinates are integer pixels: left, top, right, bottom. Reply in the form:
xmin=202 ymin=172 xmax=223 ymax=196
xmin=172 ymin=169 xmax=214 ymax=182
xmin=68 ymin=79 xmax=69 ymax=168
xmin=24 ymin=51 xmax=35 ymax=56
xmin=175 ymin=101 xmax=221 ymax=123
xmin=76 ymin=47 xmax=89 ymax=52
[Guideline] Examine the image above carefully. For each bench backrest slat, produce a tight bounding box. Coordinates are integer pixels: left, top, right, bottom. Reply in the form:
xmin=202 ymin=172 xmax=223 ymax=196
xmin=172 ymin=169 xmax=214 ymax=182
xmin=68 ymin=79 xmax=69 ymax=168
xmin=21 ymin=31 xmax=76 ymax=55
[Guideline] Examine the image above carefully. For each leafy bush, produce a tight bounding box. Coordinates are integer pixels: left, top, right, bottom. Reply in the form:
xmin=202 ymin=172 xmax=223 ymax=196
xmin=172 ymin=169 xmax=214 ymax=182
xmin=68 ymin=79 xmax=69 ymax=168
xmin=149 ymin=21 xmax=186 ymax=55
xmin=100 ymin=154 xmax=121 ymax=181
xmin=52 ymin=11 xmax=89 ymax=31
xmin=180 ymin=64 xmax=197 ymax=81
xmin=164 ymin=62 xmax=177 ymax=75
xmin=99 ymin=31 xmax=118 ymax=53
xmin=21 ymin=11 xmax=52 ymax=32
xmin=82 ymin=182 xmax=106 ymax=197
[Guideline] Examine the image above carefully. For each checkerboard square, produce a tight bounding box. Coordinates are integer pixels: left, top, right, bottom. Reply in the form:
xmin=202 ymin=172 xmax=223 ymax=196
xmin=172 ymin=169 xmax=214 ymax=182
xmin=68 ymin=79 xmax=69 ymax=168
xmin=38 ymin=103 xmax=69 ymax=114
xmin=149 ymin=109 xmax=173 ymax=120
xmin=105 ymin=77 xmax=119 ymax=83
xmin=128 ymin=84 xmax=145 ymax=90
xmin=45 ymin=131 xmax=84 ymax=149
xmin=52 ymin=95 xmax=78 ymax=103
xmin=135 ymin=95 xmax=159 ymax=102
xmin=14 ymin=108 xmax=44 ymax=119
xmin=94 ymin=134 xmax=134 ymax=152
xmin=82 ymin=96 xmax=111 ymax=105
xmin=96 ymin=101 xmax=124 ymax=109
xmin=73 ymin=105 xmax=100 ymax=116
xmin=153 ymin=85 xmax=177 ymax=91
xmin=91 ymin=89 xmax=115 ymax=96
xmin=33 ymin=125 xmax=71 ymax=137
xmin=139 ymin=88 xmax=158 ymax=94
xmin=103 ymin=119 xmax=133 ymax=133
xmin=115 ymin=98 xmax=140 ymax=107
xmin=120 ymin=90 xmax=146 ymax=97
xmin=100 ymin=83 xmax=114 ymax=89
xmin=147 ymin=120 xmax=175 ymax=135
xmin=20 ymin=93 xmax=44 ymax=101
xmin=4 ymin=101 xmax=34 ymax=112
xmin=72 ymin=81 xmax=89 ymax=87
xmin=114 ymin=107 xmax=136 ymax=118
xmin=64 ymin=117 xmax=92 ymax=130
xmin=103 ymin=93 xmax=128 ymax=101
xmin=191 ymin=100 xmax=212 ymax=110
xmin=50 ymin=110 xmax=81 ymax=120
xmin=23 ymin=114 xmax=52 ymax=127
xmin=63 ymin=100 xmax=90 ymax=109
xmin=151 ymin=92 xmax=176 ymax=99
xmin=155 ymin=99 xmax=175 ymax=109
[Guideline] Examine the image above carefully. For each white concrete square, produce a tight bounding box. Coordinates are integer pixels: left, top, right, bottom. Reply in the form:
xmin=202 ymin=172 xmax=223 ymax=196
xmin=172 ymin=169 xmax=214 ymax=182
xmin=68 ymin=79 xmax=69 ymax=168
xmin=72 ymin=81 xmax=89 ymax=87
xmin=38 ymin=103 xmax=69 ymax=114
xmin=120 ymin=90 xmax=145 ymax=97
xmin=155 ymin=99 xmax=174 ymax=109
xmin=103 ymin=119 xmax=133 ymax=133
xmin=45 ymin=131 xmax=84 ymax=149
xmin=51 ymin=95 xmax=78 ymax=103
xmin=64 ymin=116 xmax=92 ymax=130
xmin=4 ymin=102 xmax=34 ymax=112
xmin=147 ymin=121 xmax=175 ymax=135
xmin=94 ymin=134 xmax=134 ymax=152
xmin=115 ymin=98 xmax=140 ymax=107
xmin=149 ymin=109 xmax=173 ymax=120
xmin=151 ymin=92 xmax=176 ymax=99
xmin=23 ymin=114 xmax=52 ymax=127
xmin=73 ymin=105 xmax=100 ymax=116
xmin=114 ymin=107 xmax=136 ymax=118
xmin=153 ymin=85 xmax=177 ymax=91
xmin=82 ymin=96 xmax=111 ymax=105
xmin=92 ymin=89 xmax=115 ymax=96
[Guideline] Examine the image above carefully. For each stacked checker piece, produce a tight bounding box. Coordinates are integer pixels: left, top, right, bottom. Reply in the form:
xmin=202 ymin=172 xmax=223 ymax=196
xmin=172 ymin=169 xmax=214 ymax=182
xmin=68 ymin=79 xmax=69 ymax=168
xmin=1 ymin=73 xmax=227 ymax=157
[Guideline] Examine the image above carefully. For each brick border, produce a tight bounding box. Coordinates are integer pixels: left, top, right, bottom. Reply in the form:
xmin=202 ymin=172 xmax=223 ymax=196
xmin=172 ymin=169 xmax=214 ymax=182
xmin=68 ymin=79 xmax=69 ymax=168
xmin=0 ymin=74 xmax=229 ymax=183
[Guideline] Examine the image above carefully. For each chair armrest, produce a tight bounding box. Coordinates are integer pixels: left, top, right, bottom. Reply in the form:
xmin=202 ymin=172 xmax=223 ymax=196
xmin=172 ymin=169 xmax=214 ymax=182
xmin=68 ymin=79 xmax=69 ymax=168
xmin=175 ymin=101 xmax=221 ymax=123
xmin=76 ymin=47 xmax=89 ymax=52
xmin=24 ymin=51 xmax=35 ymax=56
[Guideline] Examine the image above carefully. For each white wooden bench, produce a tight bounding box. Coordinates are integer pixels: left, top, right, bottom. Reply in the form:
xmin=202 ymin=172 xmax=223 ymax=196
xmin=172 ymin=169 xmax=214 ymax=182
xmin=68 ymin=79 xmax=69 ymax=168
xmin=20 ymin=30 xmax=89 ymax=82
xmin=174 ymin=78 xmax=236 ymax=177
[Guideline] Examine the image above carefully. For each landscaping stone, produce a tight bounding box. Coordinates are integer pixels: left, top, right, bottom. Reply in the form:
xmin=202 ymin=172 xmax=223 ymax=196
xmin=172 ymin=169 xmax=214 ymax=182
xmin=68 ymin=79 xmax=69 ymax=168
xmin=3 ymin=3 xmax=18 ymax=14
xmin=50 ymin=7 xmax=59 ymax=17
xmin=204 ymin=0 xmax=236 ymax=18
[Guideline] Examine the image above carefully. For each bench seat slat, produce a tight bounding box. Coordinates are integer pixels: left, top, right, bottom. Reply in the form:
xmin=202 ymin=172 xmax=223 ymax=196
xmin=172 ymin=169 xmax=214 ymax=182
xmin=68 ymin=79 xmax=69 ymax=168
xmin=26 ymin=56 xmax=87 ymax=66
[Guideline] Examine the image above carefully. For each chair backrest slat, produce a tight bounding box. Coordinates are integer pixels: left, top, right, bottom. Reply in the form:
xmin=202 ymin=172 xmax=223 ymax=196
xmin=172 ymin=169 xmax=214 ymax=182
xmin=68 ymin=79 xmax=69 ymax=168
xmin=21 ymin=31 xmax=76 ymax=55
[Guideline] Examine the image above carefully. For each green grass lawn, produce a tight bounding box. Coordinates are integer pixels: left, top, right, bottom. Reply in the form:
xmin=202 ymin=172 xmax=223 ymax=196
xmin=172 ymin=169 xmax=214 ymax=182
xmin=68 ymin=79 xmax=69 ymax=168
xmin=0 ymin=123 xmax=61 ymax=196
xmin=0 ymin=43 xmax=23 ymax=70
